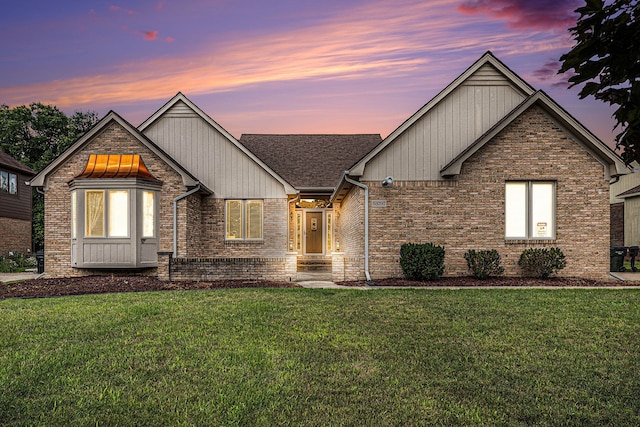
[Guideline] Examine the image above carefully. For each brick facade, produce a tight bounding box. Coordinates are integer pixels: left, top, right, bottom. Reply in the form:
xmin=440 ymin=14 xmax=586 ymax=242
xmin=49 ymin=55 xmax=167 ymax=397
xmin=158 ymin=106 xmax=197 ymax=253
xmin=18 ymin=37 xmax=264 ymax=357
xmin=43 ymin=122 xmax=186 ymax=277
xmin=0 ymin=217 xmax=32 ymax=258
xmin=337 ymin=106 xmax=612 ymax=281
xmin=42 ymin=121 xmax=290 ymax=279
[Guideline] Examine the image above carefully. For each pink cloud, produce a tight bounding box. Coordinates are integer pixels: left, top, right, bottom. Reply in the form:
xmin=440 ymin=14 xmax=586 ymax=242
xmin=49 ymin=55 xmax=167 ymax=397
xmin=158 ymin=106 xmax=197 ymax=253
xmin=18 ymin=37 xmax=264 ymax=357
xmin=165 ymin=36 xmax=175 ymax=43
xmin=143 ymin=30 xmax=158 ymax=40
xmin=457 ymin=0 xmax=581 ymax=30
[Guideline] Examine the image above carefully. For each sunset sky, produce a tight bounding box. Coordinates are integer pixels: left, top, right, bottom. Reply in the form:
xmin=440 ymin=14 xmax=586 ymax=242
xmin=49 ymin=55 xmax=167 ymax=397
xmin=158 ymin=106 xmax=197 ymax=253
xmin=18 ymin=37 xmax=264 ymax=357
xmin=0 ymin=0 xmax=620 ymax=148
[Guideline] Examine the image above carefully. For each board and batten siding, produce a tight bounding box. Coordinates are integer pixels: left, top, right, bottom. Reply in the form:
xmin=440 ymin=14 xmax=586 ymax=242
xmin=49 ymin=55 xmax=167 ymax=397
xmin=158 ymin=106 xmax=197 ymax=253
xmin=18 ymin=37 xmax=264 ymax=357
xmin=362 ymin=64 xmax=527 ymax=181
xmin=143 ymin=102 xmax=287 ymax=198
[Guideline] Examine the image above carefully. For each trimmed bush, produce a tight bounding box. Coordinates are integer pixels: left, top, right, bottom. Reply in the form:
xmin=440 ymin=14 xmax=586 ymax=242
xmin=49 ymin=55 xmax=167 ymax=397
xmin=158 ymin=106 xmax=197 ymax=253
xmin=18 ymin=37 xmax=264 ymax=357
xmin=400 ymin=243 xmax=445 ymax=281
xmin=464 ymin=249 xmax=505 ymax=279
xmin=518 ymin=247 xmax=567 ymax=279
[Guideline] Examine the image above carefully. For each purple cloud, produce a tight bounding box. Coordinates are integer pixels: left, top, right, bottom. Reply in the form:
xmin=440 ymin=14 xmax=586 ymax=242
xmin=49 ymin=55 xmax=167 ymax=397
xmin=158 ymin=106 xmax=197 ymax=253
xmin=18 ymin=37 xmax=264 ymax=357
xmin=457 ymin=0 xmax=582 ymax=30
xmin=531 ymin=59 xmax=575 ymax=88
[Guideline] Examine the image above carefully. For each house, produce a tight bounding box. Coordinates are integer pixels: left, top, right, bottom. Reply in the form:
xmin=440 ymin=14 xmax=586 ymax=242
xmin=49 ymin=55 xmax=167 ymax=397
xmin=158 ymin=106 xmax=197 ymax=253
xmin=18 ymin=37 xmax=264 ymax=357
xmin=0 ymin=150 xmax=36 ymax=257
xmin=29 ymin=52 xmax=628 ymax=281
xmin=610 ymin=166 xmax=640 ymax=247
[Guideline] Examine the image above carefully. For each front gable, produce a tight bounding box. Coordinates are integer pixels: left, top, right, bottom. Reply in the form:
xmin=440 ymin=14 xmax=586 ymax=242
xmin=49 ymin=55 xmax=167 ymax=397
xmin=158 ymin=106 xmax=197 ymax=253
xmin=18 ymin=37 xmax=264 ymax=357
xmin=349 ymin=52 xmax=534 ymax=180
xmin=139 ymin=93 xmax=295 ymax=198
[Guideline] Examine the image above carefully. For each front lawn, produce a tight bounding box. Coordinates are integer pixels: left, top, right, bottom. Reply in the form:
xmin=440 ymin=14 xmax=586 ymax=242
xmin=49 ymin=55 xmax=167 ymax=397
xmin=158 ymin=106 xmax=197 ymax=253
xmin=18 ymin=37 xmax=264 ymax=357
xmin=1 ymin=288 xmax=639 ymax=426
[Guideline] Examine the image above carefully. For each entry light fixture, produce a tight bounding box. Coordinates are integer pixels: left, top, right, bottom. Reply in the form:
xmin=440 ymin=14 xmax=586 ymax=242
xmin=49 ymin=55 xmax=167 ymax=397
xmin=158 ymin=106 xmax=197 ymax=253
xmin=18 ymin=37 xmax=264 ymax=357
xmin=381 ymin=176 xmax=393 ymax=187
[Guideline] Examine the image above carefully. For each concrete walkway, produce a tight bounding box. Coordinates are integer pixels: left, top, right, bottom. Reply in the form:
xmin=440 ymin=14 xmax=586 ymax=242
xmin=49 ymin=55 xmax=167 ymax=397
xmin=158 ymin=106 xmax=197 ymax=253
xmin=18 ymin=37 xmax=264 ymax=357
xmin=0 ymin=271 xmax=40 ymax=283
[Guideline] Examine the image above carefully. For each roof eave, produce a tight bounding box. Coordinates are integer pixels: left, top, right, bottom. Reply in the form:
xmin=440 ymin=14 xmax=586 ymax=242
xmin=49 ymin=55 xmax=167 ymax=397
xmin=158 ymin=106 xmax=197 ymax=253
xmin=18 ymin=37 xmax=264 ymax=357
xmin=440 ymin=91 xmax=630 ymax=180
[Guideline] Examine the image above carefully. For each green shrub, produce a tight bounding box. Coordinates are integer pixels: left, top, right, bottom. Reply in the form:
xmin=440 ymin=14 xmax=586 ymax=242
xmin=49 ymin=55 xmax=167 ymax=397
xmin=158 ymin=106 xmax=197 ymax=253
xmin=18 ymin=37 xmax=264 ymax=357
xmin=0 ymin=253 xmax=36 ymax=273
xmin=400 ymin=243 xmax=445 ymax=281
xmin=464 ymin=249 xmax=504 ymax=279
xmin=518 ymin=247 xmax=566 ymax=279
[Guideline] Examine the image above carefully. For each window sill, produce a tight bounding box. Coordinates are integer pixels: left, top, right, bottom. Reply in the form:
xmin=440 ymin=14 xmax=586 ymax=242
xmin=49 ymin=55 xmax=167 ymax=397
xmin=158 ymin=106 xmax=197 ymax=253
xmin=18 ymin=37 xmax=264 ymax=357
xmin=225 ymin=240 xmax=265 ymax=245
xmin=505 ymin=239 xmax=557 ymax=245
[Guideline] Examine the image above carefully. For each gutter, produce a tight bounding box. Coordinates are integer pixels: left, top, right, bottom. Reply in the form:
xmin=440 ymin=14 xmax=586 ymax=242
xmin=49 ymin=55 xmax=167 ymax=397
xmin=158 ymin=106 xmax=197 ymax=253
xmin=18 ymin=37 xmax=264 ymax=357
xmin=343 ymin=172 xmax=372 ymax=282
xmin=173 ymin=183 xmax=202 ymax=258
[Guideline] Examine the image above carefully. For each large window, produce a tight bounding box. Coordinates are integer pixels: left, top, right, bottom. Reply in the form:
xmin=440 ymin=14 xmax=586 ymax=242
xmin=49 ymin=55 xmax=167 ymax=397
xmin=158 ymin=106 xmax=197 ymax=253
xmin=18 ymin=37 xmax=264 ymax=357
xmin=505 ymin=181 xmax=555 ymax=239
xmin=85 ymin=189 xmax=129 ymax=237
xmin=226 ymin=199 xmax=263 ymax=240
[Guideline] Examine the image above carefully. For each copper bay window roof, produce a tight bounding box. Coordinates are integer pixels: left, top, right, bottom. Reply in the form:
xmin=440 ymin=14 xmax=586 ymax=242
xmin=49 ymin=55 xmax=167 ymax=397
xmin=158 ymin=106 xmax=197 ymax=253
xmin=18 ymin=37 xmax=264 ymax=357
xmin=74 ymin=154 xmax=160 ymax=181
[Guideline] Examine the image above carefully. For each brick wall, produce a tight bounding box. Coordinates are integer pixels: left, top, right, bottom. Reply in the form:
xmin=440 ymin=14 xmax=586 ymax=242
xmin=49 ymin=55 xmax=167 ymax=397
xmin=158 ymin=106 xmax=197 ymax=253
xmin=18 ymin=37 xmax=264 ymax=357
xmin=611 ymin=202 xmax=624 ymax=247
xmin=167 ymin=255 xmax=297 ymax=281
xmin=43 ymin=122 xmax=185 ymax=277
xmin=197 ymin=197 xmax=288 ymax=258
xmin=345 ymin=106 xmax=611 ymax=280
xmin=334 ymin=185 xmax=366 ymax=280
xmin=0 ymin=217 xmax=31 ymax=257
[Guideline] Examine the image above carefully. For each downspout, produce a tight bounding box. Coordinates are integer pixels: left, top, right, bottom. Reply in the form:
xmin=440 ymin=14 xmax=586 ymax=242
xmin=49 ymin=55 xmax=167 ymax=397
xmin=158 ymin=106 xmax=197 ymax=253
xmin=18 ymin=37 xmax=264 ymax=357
xmin=173 ymin=183 xmax=201 ymax=258
xmin=343 ymin=173 xmax=372 ymax=282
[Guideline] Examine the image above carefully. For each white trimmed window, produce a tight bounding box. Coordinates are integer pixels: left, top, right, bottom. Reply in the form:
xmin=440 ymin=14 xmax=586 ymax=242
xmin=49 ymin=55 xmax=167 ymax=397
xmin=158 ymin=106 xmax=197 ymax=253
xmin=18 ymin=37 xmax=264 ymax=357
xmin=505 ymin=181 xmax=555 ymax=239
xmin=85 ymin=189 xmax=129 ymax=238
xmin=226 ymin=199 xmax=263 ymax=240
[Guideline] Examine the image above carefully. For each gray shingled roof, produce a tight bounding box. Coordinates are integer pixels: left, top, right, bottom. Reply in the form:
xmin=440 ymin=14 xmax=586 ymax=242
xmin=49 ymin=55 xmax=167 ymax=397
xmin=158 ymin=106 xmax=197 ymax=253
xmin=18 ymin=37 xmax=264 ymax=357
xmin=0 ymin=151 xmax=36 ymax=175
xmin=239 ymin=134 xmax=382 ymax=189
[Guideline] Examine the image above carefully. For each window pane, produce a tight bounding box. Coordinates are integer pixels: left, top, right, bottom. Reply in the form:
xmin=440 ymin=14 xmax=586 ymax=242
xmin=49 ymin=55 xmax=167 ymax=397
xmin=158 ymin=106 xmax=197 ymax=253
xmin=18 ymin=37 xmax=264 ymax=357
xmin=296 ymin=212 xmax=302 ymax=251
xmin=246 ymin=200 xmax=263 ymax=239
xmin=0 ymin=171 xmax=7 ymax=191
xmin=142 ymin=191 xmax=155 ymax=237
xmin=505 ymin=182 xmax=527 ymax=238
xmin=531 ymin=183 xmax=554 ymax=238
xmin=86 ymin=190 xmax=105 ymax=237
xmin=108 ymin=190 xmax=129 ymax=237
xmin=8 ymin=173 xmax=17 ymax=194
xmin=71 ymin=191 xmax=77 ymax=239
xmin=226 ymin=200 xmax=243 ymax=239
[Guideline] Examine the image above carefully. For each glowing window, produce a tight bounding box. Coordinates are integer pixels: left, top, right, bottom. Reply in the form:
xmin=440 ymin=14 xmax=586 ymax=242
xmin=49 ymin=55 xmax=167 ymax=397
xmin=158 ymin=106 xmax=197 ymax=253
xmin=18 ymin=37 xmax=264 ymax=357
xmin=505 ymin=182 xmax=555 ymax=239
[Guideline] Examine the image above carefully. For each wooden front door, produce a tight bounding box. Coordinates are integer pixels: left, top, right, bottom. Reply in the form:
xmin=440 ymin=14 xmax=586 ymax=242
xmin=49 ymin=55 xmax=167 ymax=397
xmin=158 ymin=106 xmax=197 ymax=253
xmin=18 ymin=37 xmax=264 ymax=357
xmin=305 ymin=212 xmax=323 ymax=254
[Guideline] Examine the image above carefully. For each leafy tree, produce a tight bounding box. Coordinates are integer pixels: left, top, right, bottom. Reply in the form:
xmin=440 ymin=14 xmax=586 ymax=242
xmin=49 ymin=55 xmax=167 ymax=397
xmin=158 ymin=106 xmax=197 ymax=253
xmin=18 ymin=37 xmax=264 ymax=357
xmin=559 ymin=0 xmax=640 ymax=164
xmin=0 ymin=103 xmax=98 ymax=250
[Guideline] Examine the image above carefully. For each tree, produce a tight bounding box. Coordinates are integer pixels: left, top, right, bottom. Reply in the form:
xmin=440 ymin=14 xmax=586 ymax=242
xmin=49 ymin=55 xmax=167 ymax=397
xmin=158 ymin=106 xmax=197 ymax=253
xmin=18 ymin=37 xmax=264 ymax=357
xmin=0 ymin=103 xmax=98 ymax=250
xmin=559 ymin=0 xmax=640 ymax=164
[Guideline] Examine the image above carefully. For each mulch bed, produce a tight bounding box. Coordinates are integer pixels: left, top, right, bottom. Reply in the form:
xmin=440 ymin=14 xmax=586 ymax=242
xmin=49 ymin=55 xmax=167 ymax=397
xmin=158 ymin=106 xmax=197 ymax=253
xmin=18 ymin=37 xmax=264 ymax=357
xmin=0 ymin=276 xmax=297 ymax=299
xmin=0 ymin=275 xmax=634 ymax=299
xmin=337 ymin=276 xmax=628 ymax=288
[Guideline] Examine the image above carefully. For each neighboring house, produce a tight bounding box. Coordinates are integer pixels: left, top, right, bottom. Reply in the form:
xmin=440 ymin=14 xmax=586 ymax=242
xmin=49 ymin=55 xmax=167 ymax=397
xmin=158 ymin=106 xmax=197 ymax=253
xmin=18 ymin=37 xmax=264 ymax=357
xmin=610 ymin=165 xmax=640 ymax=247
xmin=0 ymin=150 xmax=36 ymax=257
xmin=30 ymin=52 xmax=628 ymax=281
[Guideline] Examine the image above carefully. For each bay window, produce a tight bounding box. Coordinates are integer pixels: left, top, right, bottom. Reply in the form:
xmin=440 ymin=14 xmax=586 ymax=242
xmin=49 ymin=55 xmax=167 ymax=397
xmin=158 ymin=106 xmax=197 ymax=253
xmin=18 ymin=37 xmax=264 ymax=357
xmin=69 ymin=153 xmax=161 ymax=268
xmin=505 ymin=181 xmax=555 ymax=240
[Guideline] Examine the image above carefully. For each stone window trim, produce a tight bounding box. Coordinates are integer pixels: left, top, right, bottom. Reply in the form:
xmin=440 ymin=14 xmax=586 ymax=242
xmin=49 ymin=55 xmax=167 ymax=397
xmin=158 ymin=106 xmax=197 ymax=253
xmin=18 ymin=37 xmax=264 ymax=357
xmin=224 ymin=199 xmax=264 ymax=241
xmin=505 ymin=180 xmax=556 ymax=241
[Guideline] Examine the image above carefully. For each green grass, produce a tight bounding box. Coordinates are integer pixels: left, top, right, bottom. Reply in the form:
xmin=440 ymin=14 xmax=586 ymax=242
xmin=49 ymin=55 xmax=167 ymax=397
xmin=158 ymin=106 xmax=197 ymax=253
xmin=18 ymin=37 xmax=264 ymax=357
xmin=1 ymin=289 xmax=639 ymax=426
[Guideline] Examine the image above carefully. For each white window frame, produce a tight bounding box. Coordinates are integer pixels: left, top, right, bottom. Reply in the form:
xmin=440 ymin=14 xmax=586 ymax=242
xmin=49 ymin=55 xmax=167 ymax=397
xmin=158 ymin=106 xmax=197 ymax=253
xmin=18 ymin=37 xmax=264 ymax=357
xmin=84 ymin=189 xmax=130 ymax=238
xmin=225 ymin=199 xmax=264 ymax=241
xmin=505 ymin=181 xmax=556 ymax=240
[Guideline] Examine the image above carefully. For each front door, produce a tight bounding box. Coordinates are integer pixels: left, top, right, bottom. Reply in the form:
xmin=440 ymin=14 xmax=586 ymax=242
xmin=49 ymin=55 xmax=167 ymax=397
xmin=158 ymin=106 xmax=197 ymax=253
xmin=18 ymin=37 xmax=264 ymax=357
xmin=305 ymin=212 xmax=323 ymax=254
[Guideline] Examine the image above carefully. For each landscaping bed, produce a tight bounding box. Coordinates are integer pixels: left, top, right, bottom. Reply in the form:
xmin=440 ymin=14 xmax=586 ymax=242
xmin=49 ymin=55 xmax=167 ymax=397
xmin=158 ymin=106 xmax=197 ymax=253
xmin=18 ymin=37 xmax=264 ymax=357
xmin=338 ymin=276 xmax=625 ymax=288
xmin=0 ymin=276 xmax=297 ymax=299
xmin=0 ymin=274 xmax=630 ymax=299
